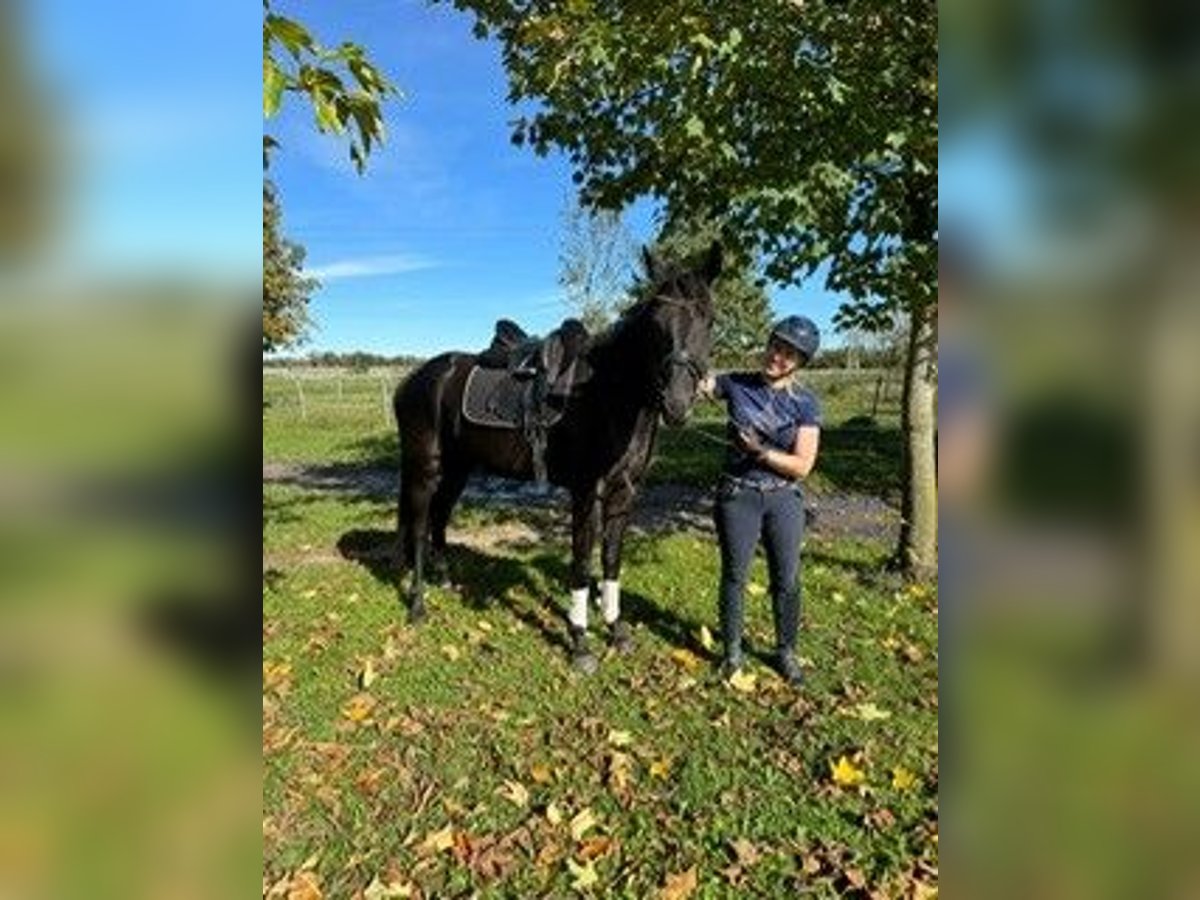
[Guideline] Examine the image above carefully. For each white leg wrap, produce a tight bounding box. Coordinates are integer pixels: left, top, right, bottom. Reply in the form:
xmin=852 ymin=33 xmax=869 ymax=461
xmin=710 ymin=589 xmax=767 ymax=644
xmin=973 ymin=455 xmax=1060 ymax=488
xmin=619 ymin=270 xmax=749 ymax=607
xmin=600 ymin=579 xmax=620 ymax=624
xmin=568 ymin=587 xmax=590 ymax=630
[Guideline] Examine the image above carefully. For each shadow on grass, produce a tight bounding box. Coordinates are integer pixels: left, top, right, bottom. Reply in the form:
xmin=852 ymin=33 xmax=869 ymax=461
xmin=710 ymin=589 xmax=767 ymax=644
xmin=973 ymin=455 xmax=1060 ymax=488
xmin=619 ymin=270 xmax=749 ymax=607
xmin=335 ymin=527 xmax=710 ymax=663
xmin=817 ymin=418 xmax=902 ymax=500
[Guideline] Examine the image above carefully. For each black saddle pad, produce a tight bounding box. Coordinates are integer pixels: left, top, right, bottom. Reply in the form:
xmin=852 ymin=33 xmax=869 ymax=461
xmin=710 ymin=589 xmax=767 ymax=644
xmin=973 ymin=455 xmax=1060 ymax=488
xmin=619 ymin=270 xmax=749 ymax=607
xmin=462 ymin=366 xmax=565 ymax=430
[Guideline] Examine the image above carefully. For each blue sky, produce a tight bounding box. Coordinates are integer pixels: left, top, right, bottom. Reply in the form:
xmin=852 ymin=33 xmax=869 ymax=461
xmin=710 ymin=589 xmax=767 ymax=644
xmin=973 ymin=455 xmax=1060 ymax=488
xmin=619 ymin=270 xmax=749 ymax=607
xmin=25 ymin=0 xmax=260 ymax=280
xmin=22 ymin=0 xmax=870 ymax=356
xmin=266 ymin=0 xmax=851 ymax=358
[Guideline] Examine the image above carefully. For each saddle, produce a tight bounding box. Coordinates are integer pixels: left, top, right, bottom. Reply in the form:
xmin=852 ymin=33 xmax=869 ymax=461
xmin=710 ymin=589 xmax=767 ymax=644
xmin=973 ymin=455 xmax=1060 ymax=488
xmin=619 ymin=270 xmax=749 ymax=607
xmin=463 ymin=318 xmax=591 ymax=483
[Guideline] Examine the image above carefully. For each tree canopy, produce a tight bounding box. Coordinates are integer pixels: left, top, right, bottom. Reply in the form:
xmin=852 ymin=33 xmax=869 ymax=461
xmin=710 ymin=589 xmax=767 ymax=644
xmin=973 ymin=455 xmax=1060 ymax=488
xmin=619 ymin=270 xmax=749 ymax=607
xmin=447 ymin=0 xmax=936 ymax=330
xmin=263 ymin=180 xmax=317 ymax=352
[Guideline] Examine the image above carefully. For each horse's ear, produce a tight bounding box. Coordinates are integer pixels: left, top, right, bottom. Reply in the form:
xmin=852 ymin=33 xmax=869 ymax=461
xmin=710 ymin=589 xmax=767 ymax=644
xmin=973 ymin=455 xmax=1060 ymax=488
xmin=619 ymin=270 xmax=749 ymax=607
xmin=642 ymin=245 xmax=661 ymax=281
xmin=702 ymin=241 xmax=723 ymax=283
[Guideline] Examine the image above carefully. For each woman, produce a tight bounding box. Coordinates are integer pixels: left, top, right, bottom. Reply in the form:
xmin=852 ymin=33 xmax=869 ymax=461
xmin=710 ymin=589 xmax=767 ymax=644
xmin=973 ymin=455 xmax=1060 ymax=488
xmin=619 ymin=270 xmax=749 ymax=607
xmin=701 ymin=316 xmax=821 ymax=686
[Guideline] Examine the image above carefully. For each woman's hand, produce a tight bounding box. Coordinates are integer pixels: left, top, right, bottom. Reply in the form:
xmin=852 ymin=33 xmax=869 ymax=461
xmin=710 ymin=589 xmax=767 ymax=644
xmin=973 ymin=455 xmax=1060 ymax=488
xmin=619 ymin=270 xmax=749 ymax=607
xmin=734 ymin=428 xmax=768 ymax=461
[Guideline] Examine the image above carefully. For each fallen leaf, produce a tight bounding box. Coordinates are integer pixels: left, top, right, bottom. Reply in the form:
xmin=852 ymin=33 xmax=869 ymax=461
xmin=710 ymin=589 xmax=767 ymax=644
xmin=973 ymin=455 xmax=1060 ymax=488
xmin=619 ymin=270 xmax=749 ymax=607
xmin=417 ymin=825 xmax=456 ymax=856
xmin=570 ymin=808 xmax=598 ymax=841
xmin=497 ymin=779 xmax=529 ymax=808
xmin=440 ymin=644 xmax=461 ymax=662
xmin=800 ymin=853 xmax=823 ymax=875
xmin=607 ymin=751 xmax=633 ymax=791
xmin=607 ymin=729 xmax=633 ymax=747
xmin=892 ymin=766 xmax=918 ymax=791
xmin=730 ymin=838 xmax=760 ymax=867
xmin=658 ymin=865 xmax=698 ymax=900
xmin=363 ymin=874 xmax=413 ymax=899
xmin=567 ymin=858 xmax=599 ymax=890
xmin=263 ymin=661 xmax=292 ymax=694
xmin=342 ymin=693 xmax=377 ymax=724
xmin=286 ymin=870 xmax=322 ymax=900
xmin=530 ymin=763 xmax=553 ymax=784
xmin=727 ymin=669 xmax=757 ymax=693
xmin=843 ymin=866 xmax=868 ymax=890
xmin=359 ymin=658 xmax=378 ymax=690
xmin=577 ymin=835 xmax=616 ymax=861
xmin=698 ymin=625 xmax=717 ymax=652
xmin=830 ymin=755 xmax=866 ymax=787
xmin=852 ymin=702 xmax=891 ymax=722
xmin=670 ymin=648 xmax=703 ymax=671
xmin=746 ymin=582 xmax=766 ymax=597
xmin=866 ymin=807 xmax=897 ymax=830
xmin=649 ymin=757 xmax=673 ymax=780
xmin=545 ymin=802 xmax=563 ymax=825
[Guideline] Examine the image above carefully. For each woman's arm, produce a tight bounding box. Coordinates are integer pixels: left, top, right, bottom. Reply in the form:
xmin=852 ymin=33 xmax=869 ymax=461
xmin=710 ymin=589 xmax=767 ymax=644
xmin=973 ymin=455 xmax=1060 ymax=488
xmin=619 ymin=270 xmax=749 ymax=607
xmin=759 ymin=425 xmax=820 ymax=480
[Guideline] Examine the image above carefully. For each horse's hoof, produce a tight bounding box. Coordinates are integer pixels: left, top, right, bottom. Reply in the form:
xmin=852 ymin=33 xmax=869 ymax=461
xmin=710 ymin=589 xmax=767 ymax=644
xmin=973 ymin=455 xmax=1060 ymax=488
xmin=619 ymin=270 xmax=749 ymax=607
xmin=571 ymin=651 xmax=599 ymax=675
xmin=608 ymin=620 xmax=633 ymax=654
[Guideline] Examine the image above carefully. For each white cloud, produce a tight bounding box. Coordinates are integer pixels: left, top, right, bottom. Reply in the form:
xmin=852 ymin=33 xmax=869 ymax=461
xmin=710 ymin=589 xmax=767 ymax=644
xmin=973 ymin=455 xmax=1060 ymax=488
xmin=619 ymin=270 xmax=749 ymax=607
xmin=304 ymin=254 xmax=438 ymax=281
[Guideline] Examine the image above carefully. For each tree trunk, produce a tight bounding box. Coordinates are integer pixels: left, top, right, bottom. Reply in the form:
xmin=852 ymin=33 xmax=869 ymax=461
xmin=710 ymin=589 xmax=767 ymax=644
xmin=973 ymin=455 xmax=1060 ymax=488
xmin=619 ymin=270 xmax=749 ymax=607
xmin=894 ymin=300 xmax=938 ymax=579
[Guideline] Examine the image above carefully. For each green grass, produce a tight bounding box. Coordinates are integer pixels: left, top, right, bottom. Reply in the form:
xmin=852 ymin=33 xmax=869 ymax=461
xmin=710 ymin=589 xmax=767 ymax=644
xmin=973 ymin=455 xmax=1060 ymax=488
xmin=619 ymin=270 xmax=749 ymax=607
xmin=263 ymin=367 xmax=933 ymax=898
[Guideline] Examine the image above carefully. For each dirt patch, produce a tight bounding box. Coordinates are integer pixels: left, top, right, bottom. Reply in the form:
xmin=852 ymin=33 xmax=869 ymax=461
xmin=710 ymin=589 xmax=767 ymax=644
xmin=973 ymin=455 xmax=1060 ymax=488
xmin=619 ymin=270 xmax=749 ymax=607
xmin=262 ymin=462 xmax=899 ymax=543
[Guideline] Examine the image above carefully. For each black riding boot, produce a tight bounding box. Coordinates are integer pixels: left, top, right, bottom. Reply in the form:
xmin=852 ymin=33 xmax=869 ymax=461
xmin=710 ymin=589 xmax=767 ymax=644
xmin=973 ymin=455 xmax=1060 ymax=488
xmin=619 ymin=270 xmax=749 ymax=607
xmin=771 ymin=587 xmax=803 ymax=685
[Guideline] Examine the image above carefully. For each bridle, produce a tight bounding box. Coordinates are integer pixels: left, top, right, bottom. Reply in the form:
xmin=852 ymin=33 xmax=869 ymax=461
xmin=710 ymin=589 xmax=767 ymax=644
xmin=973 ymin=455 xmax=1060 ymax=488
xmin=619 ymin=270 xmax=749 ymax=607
xmin=649 ymin=293 xmax=710 ymax=407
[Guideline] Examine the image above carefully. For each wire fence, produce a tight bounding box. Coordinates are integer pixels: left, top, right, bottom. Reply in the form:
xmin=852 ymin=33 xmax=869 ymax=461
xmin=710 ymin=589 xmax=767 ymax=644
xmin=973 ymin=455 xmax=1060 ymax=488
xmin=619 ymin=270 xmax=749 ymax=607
xmin=262 ymin=366 xmax=904 ymax=428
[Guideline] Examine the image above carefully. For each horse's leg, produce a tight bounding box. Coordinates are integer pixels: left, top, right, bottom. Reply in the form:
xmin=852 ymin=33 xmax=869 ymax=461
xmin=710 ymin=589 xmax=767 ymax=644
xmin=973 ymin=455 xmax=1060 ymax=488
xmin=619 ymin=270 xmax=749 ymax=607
xmin=599 ymin=482 xmax=637 ymax=653
xmin=428 ymin=457 xmax=469 ymax=585
xmin=400 ymin=450 xmax=439 ymax=624
xmin=568 ymin=488 xmax=601 ymax=674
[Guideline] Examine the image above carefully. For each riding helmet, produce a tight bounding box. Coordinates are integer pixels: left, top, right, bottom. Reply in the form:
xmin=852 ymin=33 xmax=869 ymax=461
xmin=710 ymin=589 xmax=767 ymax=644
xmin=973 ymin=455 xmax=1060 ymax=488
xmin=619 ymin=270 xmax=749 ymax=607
xmin=769 ymin=315 xmax=820 ymax=362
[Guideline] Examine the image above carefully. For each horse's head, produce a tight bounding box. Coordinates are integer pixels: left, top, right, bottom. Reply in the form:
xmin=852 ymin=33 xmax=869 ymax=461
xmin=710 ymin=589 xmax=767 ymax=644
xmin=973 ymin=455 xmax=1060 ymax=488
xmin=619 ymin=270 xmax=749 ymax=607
xmin=641 ymin=241 xmax=722 ymax=426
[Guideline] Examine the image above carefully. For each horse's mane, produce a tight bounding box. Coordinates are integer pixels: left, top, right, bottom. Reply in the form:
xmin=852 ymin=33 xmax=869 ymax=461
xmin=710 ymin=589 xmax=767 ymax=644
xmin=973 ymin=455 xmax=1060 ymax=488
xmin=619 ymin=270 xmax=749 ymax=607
xmin=587 ymin=259 xmax=711 ymax=354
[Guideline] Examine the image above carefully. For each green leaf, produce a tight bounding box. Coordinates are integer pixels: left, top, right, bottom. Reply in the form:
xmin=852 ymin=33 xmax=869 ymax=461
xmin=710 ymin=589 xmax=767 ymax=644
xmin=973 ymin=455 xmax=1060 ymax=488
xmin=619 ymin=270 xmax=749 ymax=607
xmin=684 ymin=115 xmax=705 ymax=139
xmin=313 ymin=95 xmax=342 ymax=133
xmin=264 ymin=58 xmax=286 ymax=118
xmin=265 ymin=14 xmax=315 ymax=59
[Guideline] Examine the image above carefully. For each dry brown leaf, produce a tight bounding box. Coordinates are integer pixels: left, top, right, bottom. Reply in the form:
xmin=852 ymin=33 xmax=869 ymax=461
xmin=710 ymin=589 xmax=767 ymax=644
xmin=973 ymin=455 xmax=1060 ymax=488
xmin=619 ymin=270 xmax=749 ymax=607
xmin=497 ymin=779 xmax=529 ymax=808
xmin=577 ymin=835 xmax=616 ymax=861
xmin=530 ymin=763 xmax=553 ymax=784
xmin=285 ymin=870 xmax=322 ymax=900
xmin=730 ymin=838 xmax=760 ymax=867
xmin=607 ymin=751 xmax=634 ymax=791
xmin=658 ymin=865 xmax=698 ymax=900
xmin=545 ymin=802 xmax=563 ymax=825
xmin=362 ymin=874 xmax=413 ymax=899
xmin=440 ymin=644 xmax=461 ymax=661
xmin=417 ymin=824 xmax=455 ymax=856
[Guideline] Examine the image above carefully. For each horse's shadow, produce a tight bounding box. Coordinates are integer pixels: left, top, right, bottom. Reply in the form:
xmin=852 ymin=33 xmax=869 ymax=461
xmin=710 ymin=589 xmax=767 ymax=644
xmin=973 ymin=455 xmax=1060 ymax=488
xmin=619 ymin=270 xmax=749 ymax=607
xmin=335 ymin=527 xmax=714 ymax=662
xmin=336 ymin=528 xmax=574 ymax=653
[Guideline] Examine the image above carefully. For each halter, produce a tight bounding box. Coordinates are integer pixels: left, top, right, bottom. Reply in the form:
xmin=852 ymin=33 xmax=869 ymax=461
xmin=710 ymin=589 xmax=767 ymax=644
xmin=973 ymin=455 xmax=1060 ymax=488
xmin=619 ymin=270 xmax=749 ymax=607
xmin=646 ymin=293 xmax=710 ymax=408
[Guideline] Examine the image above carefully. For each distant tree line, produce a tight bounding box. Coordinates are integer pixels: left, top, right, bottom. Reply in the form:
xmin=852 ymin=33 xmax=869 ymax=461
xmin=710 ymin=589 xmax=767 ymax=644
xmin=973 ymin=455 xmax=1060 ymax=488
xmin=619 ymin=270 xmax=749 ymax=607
xmin=264 ymin=351 xmax=426 ymax=371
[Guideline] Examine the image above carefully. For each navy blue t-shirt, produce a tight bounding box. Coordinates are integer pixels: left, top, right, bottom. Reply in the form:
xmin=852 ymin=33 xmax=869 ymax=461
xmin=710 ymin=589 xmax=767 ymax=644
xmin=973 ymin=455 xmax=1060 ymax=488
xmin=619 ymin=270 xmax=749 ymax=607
xmin=713 ymin=372 xmax=822 ymax=483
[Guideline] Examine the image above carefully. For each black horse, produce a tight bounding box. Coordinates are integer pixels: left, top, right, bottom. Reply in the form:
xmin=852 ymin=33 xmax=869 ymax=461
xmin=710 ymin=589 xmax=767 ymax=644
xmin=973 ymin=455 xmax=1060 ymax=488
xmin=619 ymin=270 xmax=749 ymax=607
xmin=393 ymin=242 xmax=721 ymax=671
